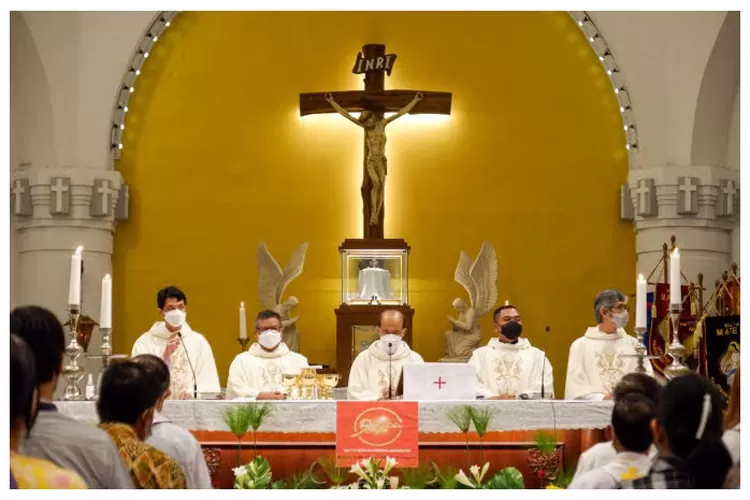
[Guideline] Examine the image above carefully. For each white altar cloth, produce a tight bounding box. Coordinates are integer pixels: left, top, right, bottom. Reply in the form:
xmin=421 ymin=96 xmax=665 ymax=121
xmin=55 ymin=400 xmax=612 ymax=434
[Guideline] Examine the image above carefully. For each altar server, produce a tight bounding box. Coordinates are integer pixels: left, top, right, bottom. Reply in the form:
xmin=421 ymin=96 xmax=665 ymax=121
xmin=226 ymin=310 xmax=309 ymax=400
xmin=348 ymin=310 xmax=424 ymax=401
xmin=468 ymin=304 xmax=553 ymax=400
xmin=569 ymin=393 xmax=656 ymax=488
xmin=131 ymin=286 xmax=221 ymax=398
xmin=565 ymin=289 xmax=653 ymax=400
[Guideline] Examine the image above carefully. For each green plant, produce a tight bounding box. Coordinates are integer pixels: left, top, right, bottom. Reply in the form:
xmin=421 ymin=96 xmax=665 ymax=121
xmin=286 ymin=466 xmax=321 ymax=489
xmin=313 ymin=457 xmax=350 ymax=487
xmin=533 ymin=431 xmax=558 ymax=456
xmin=455 ymin=462 xmax=490 ymax=489
xmin=223 ymin=405 xmax=252 ymax=467
xmin=446 ymin=405 xmax=473 ymax=462
xmin=348 ymin=456 xmax=400 ymax=489
xmin=468 ymin=406 xmax=494 ymax=461
xmin=483 ymin=467 xmax=525 ymax=489
xmin=430 ymin=462 xmax=459 ymax=489
xmin=246 ymin=403 xmax=274 ymax=453
xmin=551 ymin=464 xmax=576 ymax=489
xmin=233 ymin=456 xmax=273 ymax=489
xmin=399 ymin=463 xmax=436 ymax=489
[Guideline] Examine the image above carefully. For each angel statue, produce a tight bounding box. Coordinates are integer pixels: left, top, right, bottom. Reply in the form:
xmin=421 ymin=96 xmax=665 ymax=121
xmin=257 ymin=242 xmax=309 ymax=353
xmin=440 ymin=242 xmax=498 ymax=363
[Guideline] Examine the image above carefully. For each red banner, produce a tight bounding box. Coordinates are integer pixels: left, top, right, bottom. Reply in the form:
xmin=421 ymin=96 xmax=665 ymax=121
xmin=335 ymin=401 xmax=419 ymax=468
xmin=648 ymin=283 xmax=698 ymax=375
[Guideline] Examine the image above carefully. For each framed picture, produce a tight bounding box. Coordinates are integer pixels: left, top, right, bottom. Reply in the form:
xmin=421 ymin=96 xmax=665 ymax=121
xmin=352 ymin=325 xmax=380 ymax=358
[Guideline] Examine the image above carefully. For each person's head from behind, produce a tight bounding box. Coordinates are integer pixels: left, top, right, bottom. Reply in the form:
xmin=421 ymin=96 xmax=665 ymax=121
xmin=10 ymin=334 xmax=39 ymax=448
xmin=493 ymin=305 xmax=523 ymax=343
xmin=255 ymin=309 xmax=283 ymax=352
xmin=613 ymin=373 xmax=662 ymax=404
xmin=157 ymin=286 xmax=187 ymax=331
xmin=379 ymin=310 xmax=405 ymax=338
xmin=653 ymin=373 xmax=732 ymax=488
xmin=593 ymin=289 xmax=628 ymax=333
xmin=97 ymin=361 xmax=162 ymax=440
xmin=132 ymin=354 xmax=171 ymax=412
xmin=10 ymin=305 xmax=66 ymax=398
xmin=611 ymin=393 xmax=655 ymax=454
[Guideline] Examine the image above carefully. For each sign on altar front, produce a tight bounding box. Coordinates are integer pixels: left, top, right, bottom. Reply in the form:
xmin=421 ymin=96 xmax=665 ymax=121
xmin=403 ymin=363 xmax=477 ymax=401
xmin=335 ymin=401 xmax=419 ymax=468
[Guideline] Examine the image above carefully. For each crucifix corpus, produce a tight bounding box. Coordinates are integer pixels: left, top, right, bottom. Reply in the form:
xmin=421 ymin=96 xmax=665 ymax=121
xmin=300 ymin=44 xmax=452 ymax=239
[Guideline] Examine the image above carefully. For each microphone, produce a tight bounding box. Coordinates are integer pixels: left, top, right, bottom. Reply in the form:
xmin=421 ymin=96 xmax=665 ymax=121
xmin=177 ymin=332 xmax=198 ymax=400
xmin=388 ymin=343 xmax=393 ymax=400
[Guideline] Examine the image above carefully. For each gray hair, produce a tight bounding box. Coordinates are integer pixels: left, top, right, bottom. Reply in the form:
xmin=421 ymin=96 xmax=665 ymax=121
xmin=594 ymin=289 xmax=627 ymax=323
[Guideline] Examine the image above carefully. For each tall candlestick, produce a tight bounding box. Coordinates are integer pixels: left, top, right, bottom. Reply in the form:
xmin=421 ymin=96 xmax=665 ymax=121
xmin=670 ymin=248 xmax=681 ymax=305
xmin=636 ymin=274 xmax=647 ymax=329
xmin=68 ymin=246 xmax=83 ymax=306
xmin=239 ymin=302 xmax=247 ymax=339
xmin=100 ymin=274 xmax=112 ymax=329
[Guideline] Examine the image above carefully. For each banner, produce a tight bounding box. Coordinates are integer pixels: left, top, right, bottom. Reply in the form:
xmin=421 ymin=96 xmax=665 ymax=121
xmin=336 ymin=401 xmax=419 ymax=468
xmin=704 ymin=315 xmax=740 ymax=402
xmin=646 ymin=283 xmax=698 ymax=375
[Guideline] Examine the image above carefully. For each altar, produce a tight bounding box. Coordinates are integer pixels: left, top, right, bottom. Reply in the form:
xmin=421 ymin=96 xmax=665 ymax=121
xmin=57 ymin=399 xmax=612 ymax=488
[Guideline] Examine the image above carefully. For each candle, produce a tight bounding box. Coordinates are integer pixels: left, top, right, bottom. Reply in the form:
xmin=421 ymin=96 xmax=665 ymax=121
xmin=68 ymin=246 xmax=83 ymax=306
xmin=239 ymin=302 xmax=247 ymax=339
xmin=100 ymin=274 xmax=112 ymax=329
xmin=670 ymin=248 xmax=681 ymax=305
xmin=636 ymin=274 xmax=647 ymax=329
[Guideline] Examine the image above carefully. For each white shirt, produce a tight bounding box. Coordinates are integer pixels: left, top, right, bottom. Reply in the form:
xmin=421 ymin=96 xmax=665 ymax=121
xmin=568 ymin=451 xmax=653 ymax=488
xmin=347 ymin=340 xmax=424 ymax=401
xmin=226 ymin=342 xmax=309 ymax=400
xmin=147 ymin=412 xmax=212 ymax=489
xmin=468 ymin=337 xmax=554 ymax=399
xmin=564 ymin=327 xmax=654 ymax=400
xmin=132 ymin=322 xmax=221 ymax=397
xmin=574 ymin=441 xmax=658 ymax=478
xmin=723 ymin=423 xmax=740 ymax=464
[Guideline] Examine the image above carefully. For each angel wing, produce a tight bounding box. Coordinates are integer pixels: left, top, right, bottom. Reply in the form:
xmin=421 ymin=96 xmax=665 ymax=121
xmin=276 ymin=242 xmax=309 ymax=304
xmin=469 ymin=242 xmax=498 ymax=317
xmin=454 ymin=250 xmax=477 ymax=308
xmin=257 ymin=242 xmax=284 ymax=310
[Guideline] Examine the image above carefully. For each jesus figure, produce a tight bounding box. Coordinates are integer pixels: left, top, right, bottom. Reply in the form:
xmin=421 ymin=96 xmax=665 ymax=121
xmin=324 ymin=92 xmax=423 ymax=226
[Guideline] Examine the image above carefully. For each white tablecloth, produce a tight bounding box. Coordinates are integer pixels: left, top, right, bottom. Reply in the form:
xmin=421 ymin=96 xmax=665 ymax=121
xmin=56 ymin=400 xmax=612 ymax=434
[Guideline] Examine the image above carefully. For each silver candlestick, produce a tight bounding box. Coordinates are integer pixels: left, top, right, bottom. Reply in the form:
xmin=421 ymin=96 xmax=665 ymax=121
xmin=61 ymin=305 xmax=85 ymax=400
xmin=664 ymin=303 xmax=689 ymax=379
xmin=100 ymin=327 xmax=113 ymax=369
xmin=622 ymin=326 xmax=660 ymax=373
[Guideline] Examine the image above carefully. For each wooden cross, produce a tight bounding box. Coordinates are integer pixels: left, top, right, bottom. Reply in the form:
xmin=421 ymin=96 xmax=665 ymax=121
xmin=300 ymin=44 xmax=452 ymax=239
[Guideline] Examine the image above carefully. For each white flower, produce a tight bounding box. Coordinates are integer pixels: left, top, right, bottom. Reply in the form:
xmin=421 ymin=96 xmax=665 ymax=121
xmin=232 ymin=466 xmax=247 ymax=478
xmin=349 ymin=462 xmax=368 ymax=480
xmin=455 ymin=470 xmax=476 ymax=488
xmin=469 ymin=465 xmax=480 ymax=481
xmin=383 ymin=456 xmax=398 ymax=475
xmin=376 ymin=478 xmax=386 ymax=489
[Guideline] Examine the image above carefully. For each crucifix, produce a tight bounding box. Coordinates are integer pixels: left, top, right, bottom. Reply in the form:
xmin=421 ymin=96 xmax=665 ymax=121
xmin=300 ymin=44 xmax=452 ymax=239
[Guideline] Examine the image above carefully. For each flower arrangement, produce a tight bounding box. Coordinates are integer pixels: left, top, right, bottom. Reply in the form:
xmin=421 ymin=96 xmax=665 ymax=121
xmin=232 ymin=456 xmax=282 ymax=489
xmin=454 ymin=462 xmax=525 ymax=489
xmin=340 ymin=457 xmax=400 ymax=489
xmin=527 ymin=431 xmax=562 ymax=488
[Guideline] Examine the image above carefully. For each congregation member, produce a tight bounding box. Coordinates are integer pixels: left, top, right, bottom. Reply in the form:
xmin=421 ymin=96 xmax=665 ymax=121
xmin=10 ymin=334 xmax=86 ymax=489
xmin=722 ymin=365 xmax=740 ymax=465
xmin=97 ymin=361 xmax=187 ymax=489
xmin=468 ymin=304 xmax=553 ymax=399
xmin=11 ymin=306 xmax=133 ymax=488
xmin=132 ymin=286 xmax=221 ymax=398
xmin=621 ymin=373 xmax=733 ymax=489
xmin=565 ymin=289 xmax=653 ymax=400
xmin=226 ymin=310 xmax=309 ymax=400
xmin=133 ymin=354 xmax=213 ymax=488
xmin=573 ymin=373 xmax=661 ymax=476
xmin=348 ymin=309 xmax=424 ymax=401
xmin=569 ymin=393 xmax=656 ymax=488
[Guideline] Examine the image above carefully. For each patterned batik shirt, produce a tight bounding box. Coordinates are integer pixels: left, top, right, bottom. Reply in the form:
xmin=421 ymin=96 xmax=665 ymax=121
xmin=99 ymin=423 xmax=186 ymax=489
xmin=619 ymin=456 xmax=693 ymax=489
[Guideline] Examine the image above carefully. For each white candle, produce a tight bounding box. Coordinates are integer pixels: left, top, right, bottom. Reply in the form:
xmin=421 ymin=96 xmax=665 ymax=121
xmin=100 ymin=274 xmax=112 ymax=329
xmin=670 ymin=248 xmax=681 ymax=305
xmin=239 ymin=302 xmax=247 ymax=339
xmin=68 ymin=246 xmax=83 ymax=306
xmin=636 ymin=274 xmax=647 ymax=329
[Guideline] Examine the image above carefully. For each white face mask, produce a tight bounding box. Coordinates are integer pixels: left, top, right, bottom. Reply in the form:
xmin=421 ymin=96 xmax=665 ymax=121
xmin=379 ymin=334 xmax=402 ymax=355
xmin=258 ymin=329 xmax=282 ymax=350
xmin=164 ymin=309 xmax=186 ymax=328
xmin=610 ymin=310 xmax=629 ymax=329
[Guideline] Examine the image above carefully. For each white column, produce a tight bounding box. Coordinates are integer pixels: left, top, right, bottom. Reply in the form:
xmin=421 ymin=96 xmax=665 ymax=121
xmin=627 ymin=165 xmax=739 ymax=288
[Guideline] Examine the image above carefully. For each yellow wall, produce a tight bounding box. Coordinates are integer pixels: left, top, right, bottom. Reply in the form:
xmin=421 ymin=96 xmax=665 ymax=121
xmin=114 ymin=11 xmax=635 ymax=397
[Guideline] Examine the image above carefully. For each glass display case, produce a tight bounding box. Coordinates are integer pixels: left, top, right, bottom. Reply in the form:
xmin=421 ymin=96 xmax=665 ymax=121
xmin=338 ymin=239 xmax=410 ymax=305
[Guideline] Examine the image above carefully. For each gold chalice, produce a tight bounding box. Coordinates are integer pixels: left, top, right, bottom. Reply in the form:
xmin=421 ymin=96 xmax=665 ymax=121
xmin=321 ymin=373 xmax=340 ymax=400
xmin=281 ymin=373 xmax=299 ymax=399
xmin=300 ymin=368 xmax=317 ymax=400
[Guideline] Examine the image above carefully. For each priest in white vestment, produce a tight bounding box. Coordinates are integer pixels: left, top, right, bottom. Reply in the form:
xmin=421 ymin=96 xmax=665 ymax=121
xmin=565 ymin=289 xmax=653 ymax=400
xmin=569 ymin=393 xmax=656 ymax=488
xmin=131 ymin=286 xmax=221 ymax=398
xmin=348 ymin=310 xmax=424 ymax=401
xmin=226 ymin=309 xmax=309 ymax=400
xmin=468 ymin=305 xmax=553 ymax=399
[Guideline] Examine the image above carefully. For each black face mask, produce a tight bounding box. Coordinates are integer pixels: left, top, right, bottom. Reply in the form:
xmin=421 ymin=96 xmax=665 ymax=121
xmin=501 ymin=321 xmax=523 ymax=341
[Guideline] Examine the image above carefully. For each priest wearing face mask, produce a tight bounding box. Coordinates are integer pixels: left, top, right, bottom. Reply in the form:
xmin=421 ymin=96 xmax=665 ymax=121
xmin=468 ymin=304 xmax=554 ymax=400
xmin=226 ymin=310 xmax=309 ymax=400
xmin=131 ymin=286 xmax=221 ymax=399
xmin=564 ymin=289 xmax=653 ymax=401
xmin=347 ymin=310 xmax=425 ymax=401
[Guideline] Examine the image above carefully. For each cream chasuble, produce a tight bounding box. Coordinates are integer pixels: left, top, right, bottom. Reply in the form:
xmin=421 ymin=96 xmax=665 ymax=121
xmin=347 ymin=340 xmax=424 ymax=401
xmin=468 ymin=338 xmax=554 ymax=398
xmin=226 ymin=343 xmax=309 ymax=400
xmin=564 ymin=327 xmax=654 ymax=400
xmin=131 ymin=322 xmax=221 ymax=397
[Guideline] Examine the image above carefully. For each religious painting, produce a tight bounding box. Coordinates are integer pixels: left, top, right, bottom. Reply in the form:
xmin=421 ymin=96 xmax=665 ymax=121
xmin=352 ymin=325 xmax=380 ymax=357
xmin=703 ymin=315 xmax=740 ymax=402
